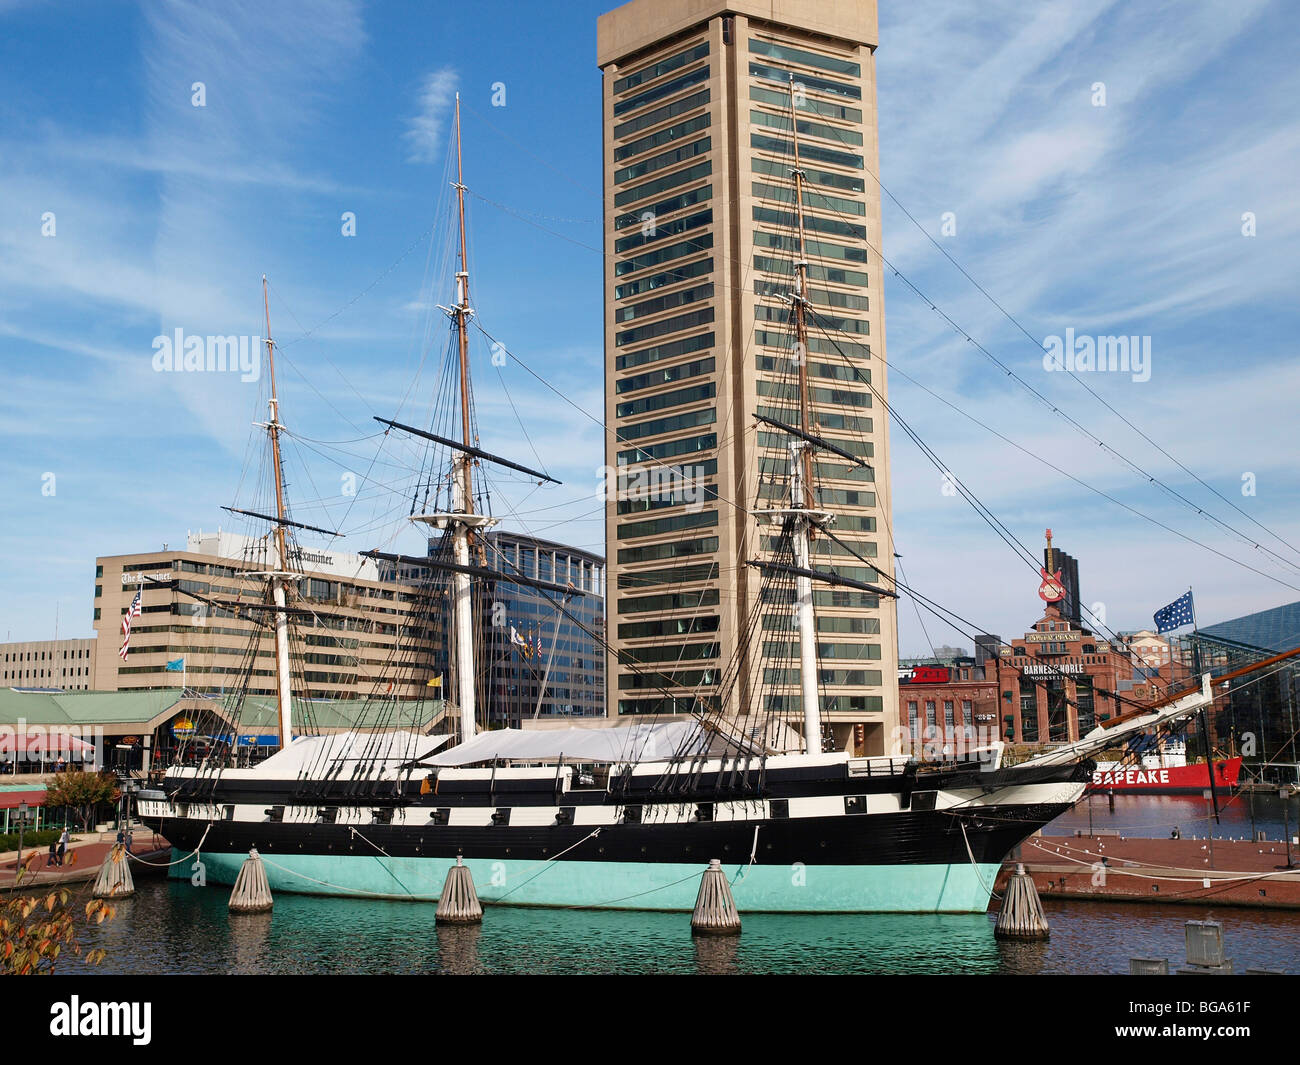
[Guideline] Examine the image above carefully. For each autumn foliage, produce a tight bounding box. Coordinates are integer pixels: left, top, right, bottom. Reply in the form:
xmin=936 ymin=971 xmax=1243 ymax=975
xmin=43 ymin=770 xmax=121 ymax=830
xmin=0 ymin=883 xmax=113 ymax=975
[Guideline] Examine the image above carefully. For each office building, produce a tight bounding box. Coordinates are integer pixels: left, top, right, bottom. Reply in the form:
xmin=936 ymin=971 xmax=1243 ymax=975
xmin=91 ymin=530 xmax=441 ymax=701
xmin=1 ymin=638 xmax=96 ymax=690
xmin=477 ymin=531 xmax=606 ymax=726
xmin=599 ymin=0 xmax=898 ymax=754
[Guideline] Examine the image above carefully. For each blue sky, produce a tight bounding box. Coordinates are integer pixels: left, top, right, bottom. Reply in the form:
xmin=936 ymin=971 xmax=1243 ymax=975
xmin=1 ymin=0 xmax=1298 ymax=657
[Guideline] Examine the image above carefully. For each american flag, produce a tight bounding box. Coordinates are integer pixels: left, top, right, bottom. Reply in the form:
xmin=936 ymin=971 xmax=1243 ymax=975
xmin=1153 ymin=590 xmax=1195 ymax=634
xmin=118 ymin=591 xmax=142 ymax=660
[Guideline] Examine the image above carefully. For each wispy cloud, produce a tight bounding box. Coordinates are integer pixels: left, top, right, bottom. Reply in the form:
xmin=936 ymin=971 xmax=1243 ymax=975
xmin=869 ymin=0 xmax=1300 ymax=650
xmin=1 ymin=0 xmax=1297 ymax=659
xmin=405 ymin=66 xmax=458 ymax=163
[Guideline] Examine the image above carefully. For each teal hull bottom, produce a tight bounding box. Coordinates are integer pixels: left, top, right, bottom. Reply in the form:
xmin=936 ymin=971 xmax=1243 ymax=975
xmin=172 ymin=849 xmax=1001 ymax=913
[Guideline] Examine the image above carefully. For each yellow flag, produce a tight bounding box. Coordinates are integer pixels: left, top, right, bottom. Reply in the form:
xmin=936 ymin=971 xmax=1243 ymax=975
xmin=427 ymin=676 xmax=442 ymax=687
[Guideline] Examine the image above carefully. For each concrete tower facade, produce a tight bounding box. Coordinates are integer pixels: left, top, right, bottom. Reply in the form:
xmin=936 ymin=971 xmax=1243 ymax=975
xmin=599 ymin=0 xmax=898 ymax=754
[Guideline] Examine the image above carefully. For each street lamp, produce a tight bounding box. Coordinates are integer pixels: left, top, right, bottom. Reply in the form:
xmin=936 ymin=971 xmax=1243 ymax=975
xmin=14 ymin=801 xmax=28 ymax=882
xmin=121 ymin=780 xmax=138 ymax=835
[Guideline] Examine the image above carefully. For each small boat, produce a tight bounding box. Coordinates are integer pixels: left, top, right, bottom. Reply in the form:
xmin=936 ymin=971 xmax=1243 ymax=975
xmin=1087 ymin=734 xmax=1242 ymax=794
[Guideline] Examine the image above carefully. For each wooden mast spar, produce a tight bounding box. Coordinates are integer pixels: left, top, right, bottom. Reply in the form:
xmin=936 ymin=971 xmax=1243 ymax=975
xmin=262 ymin=276 xmax=294 ymax=749
xmin=380 ymin=94 xmax=564 ymax=741
xmin=428 ymin=92 xmax=493 ymax=743
xmin=786 ymin=73 xmax=827 ymax=755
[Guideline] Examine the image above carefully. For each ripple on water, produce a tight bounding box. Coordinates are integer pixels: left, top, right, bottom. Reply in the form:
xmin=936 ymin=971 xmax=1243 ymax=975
xmin=68 ymin=879 xmax=1300 ymax=975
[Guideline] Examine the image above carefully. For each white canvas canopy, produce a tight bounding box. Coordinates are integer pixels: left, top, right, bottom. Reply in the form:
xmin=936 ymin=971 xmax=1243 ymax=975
xmin=426 ymin=721 xmax=709 ymax=766
xmin=247 ymin=730 xmax=450 ymax=777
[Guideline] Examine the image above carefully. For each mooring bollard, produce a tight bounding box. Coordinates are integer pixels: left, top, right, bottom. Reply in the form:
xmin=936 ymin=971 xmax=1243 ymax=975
xmin=994 ymin=862 xmax=1049 ymax=940
xmin=228 ymin=848 xmax=273 ymax=914
xmin=691 ymin=858 xmax=741 ymax=936
xmin=92 ymin=843 xmax=135 ymax=899
xmin=436 ymin=856 xmax=483 ymax=924
xmin=1179 ymin=919 xmax=1232 ymax=974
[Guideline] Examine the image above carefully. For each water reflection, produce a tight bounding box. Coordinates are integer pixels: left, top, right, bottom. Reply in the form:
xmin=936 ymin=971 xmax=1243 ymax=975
xmin=691 ymin=932 xmax=740 ymax=975
xmin=70 ymin=878 xmax=1299 ymax=976
xmin=436 ymin=923 xmax=484 ymax=975
xmin=1052 ymin=791 xmax=1299 ymax=840
xmin=228 ymin=911 xmax=272 ymax=975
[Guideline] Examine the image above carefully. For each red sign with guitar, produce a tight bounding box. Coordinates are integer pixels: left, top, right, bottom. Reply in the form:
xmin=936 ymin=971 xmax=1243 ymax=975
xmin=1039 ymin=528 xmax=1066 ymax=602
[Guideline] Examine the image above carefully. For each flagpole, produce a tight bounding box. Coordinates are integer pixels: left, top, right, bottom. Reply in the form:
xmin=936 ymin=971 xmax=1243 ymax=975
xmin=1185 ymin=585 xmax=1203 ymax=680
xmin=1188 ymin=585 xmax=1221 ymax=825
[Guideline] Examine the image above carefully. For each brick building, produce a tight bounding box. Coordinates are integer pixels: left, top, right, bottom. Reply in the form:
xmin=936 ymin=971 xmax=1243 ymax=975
xmin=994 ymin=601 xmax=1188 ymax=744
xmin=898 ymin=537 xmax=1190 ymax=753
xmin=899 ymin=658 xmax=999 ymax=755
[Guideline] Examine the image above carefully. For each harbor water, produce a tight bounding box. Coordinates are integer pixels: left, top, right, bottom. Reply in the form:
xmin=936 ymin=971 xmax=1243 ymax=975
xmin=1051 ymin=790 xmax=1299 ymax=842
xmin=67 ymin=793 xmax=1300 ymax=976
xmin=74 ymin=878 xmax=1300 ymax=975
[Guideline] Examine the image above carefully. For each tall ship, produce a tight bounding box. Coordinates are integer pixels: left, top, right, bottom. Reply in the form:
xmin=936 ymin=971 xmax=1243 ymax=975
xmin=139 ymin=94 xmax=1219 ymax=913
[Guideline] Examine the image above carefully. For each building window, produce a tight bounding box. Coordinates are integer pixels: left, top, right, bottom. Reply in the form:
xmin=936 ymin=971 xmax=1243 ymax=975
xmin=613 ymin=114 xmax=711 ymax=165
xmin=614 ymin=161 xmax=713 ymax=210
xmin=613 ymin=65 xmax=711 ymax=119
xmin=612 ymin=41 xmax=709 ymax=96
xmin=1019 ymin=678 xmax=1039 ymax=742
xmin=1045 ymin=679 xmax=1070 ymax=742
xmin=748 ymin=37 xmax=861 ymax=78
xmin=748 ymin=61 xmax=862 ymax=102
xmin=617 ymin=508 xmax=718 ymax=541
xmin=614 ymin=88 xmax=710 ymax=141
xmin=1076 ymin=679 xmax=1096 ymax=734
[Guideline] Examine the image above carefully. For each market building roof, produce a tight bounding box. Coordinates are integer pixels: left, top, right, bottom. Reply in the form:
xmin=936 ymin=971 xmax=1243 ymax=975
xmin=0 ymin=688 xmax=187 ymax=727
xmin=0 ymin=687 xmax=443 ymax=735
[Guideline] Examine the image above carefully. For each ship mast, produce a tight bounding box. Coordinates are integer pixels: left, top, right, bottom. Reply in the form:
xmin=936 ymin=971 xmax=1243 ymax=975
xmin=785 ymin=74 xmax=827 ymax=755
xmin=401 ymin=93 xmax=495 ymax=744
xmin=449 ymin=93 xmax=480 ymax=743
xmin=453 ymin=93 xmax=476 ymax=518
xmin=262 ymin=276 xmax=294 ymax=749
xmin=382 ymin=93 xmax=562 ymax=743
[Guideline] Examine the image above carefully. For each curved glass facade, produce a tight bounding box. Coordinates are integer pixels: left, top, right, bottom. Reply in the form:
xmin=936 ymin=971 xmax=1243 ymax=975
xmin=476 ymin=531 xmax=606 ymax=726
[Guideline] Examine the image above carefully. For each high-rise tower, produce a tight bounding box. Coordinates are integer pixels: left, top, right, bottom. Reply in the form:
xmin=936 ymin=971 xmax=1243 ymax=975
xmin=599 ymin=0 xmax=898 ymax=754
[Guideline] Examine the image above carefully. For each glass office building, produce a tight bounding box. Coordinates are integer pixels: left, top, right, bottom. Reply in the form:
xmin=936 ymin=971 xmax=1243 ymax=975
xmin=477 ymin=531 xmax=606 ymax=727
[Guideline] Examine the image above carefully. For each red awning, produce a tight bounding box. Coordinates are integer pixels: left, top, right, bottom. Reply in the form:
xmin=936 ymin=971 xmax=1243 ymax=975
xmin=0 ymin=733 xmax=96 ymax=758
xmin=0 ymin=789 xmax=47 ymax=810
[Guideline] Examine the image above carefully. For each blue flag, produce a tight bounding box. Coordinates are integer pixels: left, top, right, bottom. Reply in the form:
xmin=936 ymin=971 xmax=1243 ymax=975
xmin=164 ymin=658 xmax=185 ymax=672
xmin=1153 ymin=591 xmax=1194 ymax=634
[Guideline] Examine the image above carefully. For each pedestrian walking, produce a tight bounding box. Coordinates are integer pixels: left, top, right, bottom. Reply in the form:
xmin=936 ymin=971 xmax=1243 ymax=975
xmin=47 ymin=841 xmax=57 ymax=867
xmin=57 ymin=825 xmax=69 ymax=867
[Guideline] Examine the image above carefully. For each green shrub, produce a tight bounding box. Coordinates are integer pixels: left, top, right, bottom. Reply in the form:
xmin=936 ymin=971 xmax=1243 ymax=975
xmin=0 ymin=829 xmax=73 ymax=852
